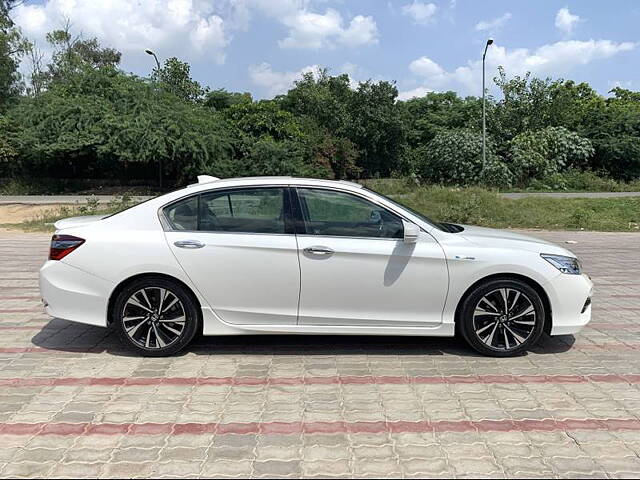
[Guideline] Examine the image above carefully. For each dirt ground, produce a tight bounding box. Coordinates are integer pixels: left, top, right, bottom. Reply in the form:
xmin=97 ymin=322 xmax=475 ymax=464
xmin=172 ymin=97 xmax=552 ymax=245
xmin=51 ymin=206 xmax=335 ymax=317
xmin=0 ymin=204 xmax=63 ymax=224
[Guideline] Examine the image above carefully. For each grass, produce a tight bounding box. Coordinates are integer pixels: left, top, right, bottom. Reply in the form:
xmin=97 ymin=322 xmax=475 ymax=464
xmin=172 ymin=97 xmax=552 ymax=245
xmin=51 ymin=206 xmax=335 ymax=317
xmin=3 ymin=183 xmax=640 ymax=232
xmin=361 ymin=179 xmax=639 ymax=231
xmin=389 ymin=186 xmax=640 ymax=231
xmin=509 ymin=170 xmax=640 ymax=193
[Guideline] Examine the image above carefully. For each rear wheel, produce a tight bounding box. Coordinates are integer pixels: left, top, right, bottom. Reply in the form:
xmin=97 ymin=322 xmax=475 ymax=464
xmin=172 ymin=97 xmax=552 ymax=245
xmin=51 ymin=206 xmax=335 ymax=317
xmin=112 ymin=277 xmax=199 ymax=356
xmin=458 ymin=279 xmax=545 ymax=357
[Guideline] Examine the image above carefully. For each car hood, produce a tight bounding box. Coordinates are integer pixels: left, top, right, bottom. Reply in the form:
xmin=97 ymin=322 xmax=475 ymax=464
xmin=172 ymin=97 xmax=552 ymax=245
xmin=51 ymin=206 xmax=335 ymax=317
xmin=457 ymin=224 xmax=572 ymax=255
xmin=54 ymin=215 xmax=107 ymax=230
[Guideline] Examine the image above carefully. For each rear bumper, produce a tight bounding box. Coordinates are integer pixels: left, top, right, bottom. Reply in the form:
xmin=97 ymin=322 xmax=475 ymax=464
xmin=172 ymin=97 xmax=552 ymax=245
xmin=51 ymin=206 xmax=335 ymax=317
xmin=39 ymin=261 xmax=113 ymax=327
xmin=545 ymin=273 xmax=593 ymax=336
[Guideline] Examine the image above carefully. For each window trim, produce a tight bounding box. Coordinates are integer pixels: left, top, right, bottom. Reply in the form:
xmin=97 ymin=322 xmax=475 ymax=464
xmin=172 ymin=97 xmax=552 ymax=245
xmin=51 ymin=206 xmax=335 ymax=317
xmin=291 ymin=186 xmax=406 ymax=240
xmin=160 ymin=185 xmax=295 ymax=235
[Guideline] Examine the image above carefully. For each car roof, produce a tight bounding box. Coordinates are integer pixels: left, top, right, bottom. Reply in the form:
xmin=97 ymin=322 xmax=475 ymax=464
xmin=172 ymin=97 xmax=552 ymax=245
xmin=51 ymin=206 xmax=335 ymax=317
xmin=187 ymin=176 xmax=363 ymax=190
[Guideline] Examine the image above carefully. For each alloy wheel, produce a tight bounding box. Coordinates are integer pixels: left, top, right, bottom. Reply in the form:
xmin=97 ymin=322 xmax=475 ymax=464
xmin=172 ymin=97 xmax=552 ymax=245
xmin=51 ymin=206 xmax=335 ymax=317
xmin=472 ymin=287 xmax=537 ymax=352
xmin=121 ymin=287 xmax=186 ymax=350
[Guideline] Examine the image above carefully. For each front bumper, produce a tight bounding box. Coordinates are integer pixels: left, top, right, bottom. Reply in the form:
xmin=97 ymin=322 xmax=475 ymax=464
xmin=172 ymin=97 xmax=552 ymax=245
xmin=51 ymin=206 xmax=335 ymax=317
xmin=39 ymin=260 xmax=114 ymax=327
xmin=545 ymin=272 xmax=593 ymax=336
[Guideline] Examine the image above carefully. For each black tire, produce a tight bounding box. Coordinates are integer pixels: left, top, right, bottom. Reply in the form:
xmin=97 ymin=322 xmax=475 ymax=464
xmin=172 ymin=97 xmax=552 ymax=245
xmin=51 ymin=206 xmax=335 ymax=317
xmin=112 ymin=276 xmax=199 ymax=357
xmin=458 ymin=278 xmax=545 ymax=357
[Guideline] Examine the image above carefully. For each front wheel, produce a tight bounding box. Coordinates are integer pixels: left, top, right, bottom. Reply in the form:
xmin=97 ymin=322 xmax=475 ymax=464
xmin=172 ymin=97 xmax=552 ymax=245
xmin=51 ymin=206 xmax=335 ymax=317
xmin=458 ymin=279 xmax=545 ymax=357
xmin=112 ymin=276 xmax=199 ymax=356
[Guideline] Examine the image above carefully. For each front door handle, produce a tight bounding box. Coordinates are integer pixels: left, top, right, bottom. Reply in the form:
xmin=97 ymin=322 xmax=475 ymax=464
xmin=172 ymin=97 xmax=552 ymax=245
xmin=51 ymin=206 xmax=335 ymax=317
xmin=174 ymin=240 xmax=205 ymax=249
xmin=304 ymin=246 xmax=334 ymax=256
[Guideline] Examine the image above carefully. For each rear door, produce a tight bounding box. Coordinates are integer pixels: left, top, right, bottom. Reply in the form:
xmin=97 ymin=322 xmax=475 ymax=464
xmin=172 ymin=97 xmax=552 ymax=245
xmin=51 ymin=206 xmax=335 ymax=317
xmin=164 ymin=187 xmax=300 ymax=325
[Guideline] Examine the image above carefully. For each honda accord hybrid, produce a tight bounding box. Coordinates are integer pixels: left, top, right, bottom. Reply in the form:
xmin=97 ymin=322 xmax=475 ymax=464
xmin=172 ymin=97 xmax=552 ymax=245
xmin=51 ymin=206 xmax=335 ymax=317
xmin=39 ymin=176 xmax=593 ymax=357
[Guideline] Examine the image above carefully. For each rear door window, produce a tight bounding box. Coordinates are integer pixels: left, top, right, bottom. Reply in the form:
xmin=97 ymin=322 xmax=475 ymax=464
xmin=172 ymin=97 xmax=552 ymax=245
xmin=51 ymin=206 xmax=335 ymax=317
xmin=198 ymin=188 xmax=287 ymax=234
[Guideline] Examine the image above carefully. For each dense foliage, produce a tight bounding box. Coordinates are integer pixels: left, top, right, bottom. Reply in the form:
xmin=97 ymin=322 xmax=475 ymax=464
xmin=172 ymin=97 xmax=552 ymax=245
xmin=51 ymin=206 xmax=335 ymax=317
xmin=1 ymin=11 xmax=639 ymax=190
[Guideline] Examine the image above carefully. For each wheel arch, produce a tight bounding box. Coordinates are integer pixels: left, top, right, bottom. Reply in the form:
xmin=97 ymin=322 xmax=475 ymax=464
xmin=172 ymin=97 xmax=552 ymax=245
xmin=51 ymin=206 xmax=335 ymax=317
xmin=454 ymin=273 xmax=552 ymax=335
xmin=107 ymin=272 xmax=203 ymax=328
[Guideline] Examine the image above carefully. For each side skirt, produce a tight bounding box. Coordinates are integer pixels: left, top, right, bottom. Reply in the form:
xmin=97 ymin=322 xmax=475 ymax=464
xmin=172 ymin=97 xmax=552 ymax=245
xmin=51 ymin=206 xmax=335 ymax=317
xmin=201 ymin=307 xmax=456 ymax=337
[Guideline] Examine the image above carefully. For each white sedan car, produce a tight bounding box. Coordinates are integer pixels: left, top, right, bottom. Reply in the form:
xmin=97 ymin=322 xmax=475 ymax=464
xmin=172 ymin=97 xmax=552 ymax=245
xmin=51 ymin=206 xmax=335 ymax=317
xmin=39 ymin=176 xmax=593 ymax=357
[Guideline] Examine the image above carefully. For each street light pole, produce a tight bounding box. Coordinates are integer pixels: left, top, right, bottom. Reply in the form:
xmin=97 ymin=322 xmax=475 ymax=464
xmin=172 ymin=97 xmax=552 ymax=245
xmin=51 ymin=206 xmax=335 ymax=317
xmin=145 ymin=49 xmax=160 ymax=71
xmin=145 ymin=49 xmax=163 ymax=190
xmin=482 ymin=38 xmax=493 ymax=173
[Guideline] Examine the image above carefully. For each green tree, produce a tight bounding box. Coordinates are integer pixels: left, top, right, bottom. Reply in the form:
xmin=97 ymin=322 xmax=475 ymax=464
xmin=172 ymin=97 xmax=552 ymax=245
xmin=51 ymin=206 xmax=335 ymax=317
xmin=508 ymin=127 xmax=594 ymax=183
xmin=418 ymin=129 xmax=509 ymax=185
xmin=0 ymin=113 xmax=18 ymax=166
xmin=282 ymin=71 xmax=405 ymax=177
xmin=204 ymin=88 xmax=252 ymax=110
xmin=9 ymin=66 xmax=234 ymax=184
xmin=400 ymin=91 xmax=482 ymax=148
xmin=152 ymin=57 xmax=204 ymax=102
xmin=345 ymin=80 xmax=405 ymax=177
xmin=582 ymin=88 xmax=640 ymax=180
xmin=0 ymin=0 xmax=30 ymax=110
xmin=281 ymin=70 xmax=353 ymax=136
xmin=221 ymin=100 xmax=334 ymax=179
xmin=36 ymin=23 xmax=121 ymax=89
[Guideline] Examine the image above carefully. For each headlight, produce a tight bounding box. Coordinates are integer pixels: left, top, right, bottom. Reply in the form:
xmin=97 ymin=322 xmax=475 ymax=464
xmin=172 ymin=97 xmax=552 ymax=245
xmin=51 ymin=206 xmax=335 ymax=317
xmin=541 ymin=254 xmax=581 ymax=275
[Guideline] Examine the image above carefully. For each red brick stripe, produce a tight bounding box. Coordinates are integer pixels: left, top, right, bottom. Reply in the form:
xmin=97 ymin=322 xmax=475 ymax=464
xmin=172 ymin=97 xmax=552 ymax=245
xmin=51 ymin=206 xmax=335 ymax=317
xmin=0 ymin=418 xmax=638 ymax=436
xmin=0 ymin=373 xmax=638 ymax=388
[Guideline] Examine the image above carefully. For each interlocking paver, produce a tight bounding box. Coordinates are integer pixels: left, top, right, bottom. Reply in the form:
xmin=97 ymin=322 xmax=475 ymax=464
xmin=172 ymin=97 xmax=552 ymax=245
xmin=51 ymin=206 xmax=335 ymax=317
xmin=1 ymin=229 xmax=640 ymax=478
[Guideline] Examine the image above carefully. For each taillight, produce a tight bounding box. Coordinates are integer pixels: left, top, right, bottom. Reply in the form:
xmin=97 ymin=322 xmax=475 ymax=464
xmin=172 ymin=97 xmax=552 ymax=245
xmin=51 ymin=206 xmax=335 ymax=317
xmin=49 ymin=235 xmax=85 ymax=260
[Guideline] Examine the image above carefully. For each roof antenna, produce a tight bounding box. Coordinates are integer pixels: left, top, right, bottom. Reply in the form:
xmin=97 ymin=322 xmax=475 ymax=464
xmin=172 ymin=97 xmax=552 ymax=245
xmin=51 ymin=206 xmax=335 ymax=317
xmin=197 ymin=175 xmax=220 ymax=184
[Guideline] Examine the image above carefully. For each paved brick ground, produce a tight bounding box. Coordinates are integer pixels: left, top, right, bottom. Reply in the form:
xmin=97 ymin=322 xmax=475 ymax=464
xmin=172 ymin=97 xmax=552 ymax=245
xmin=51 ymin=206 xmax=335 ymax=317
xmin=1 ymin=229 xmax=640 ymax=479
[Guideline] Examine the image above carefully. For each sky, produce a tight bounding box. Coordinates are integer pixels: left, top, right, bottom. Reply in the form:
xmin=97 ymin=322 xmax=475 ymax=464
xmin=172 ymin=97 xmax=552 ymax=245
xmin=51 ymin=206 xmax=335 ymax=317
xmin=11 ymin=0 xmax=640 ymax=100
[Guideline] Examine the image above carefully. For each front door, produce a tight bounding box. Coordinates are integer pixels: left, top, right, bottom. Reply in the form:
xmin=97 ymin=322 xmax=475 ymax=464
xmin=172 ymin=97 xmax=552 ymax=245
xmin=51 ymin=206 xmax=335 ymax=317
xmin=164 ymin=187 xmax=300 ymax=325
xmin=294 ymin=187 xmax=448 ymax=327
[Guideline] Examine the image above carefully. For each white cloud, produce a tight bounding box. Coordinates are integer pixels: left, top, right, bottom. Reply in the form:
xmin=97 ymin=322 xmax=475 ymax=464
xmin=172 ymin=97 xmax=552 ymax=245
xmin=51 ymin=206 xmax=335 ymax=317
xmin=248 ymin=62 xmax=319 ymax=96
xmin=339 ymin=15 xmax=378 ymax=48
xmin=13 ymin=0 xmax=230 ymax=65
xmin=406 ymin=39 xmax=637 ymax=96
xmin=277 ymin=7 xmax=378 ymax=49
xmin=401 ymin=1 xmax=437 ymax=25
xmin=409 ymin=56 xmax=445 ymax=79
xmin=475 ymin=12 xmax=512 ymax=32
xmin=249 ymin=62 xmax=380 ymax=97
xmin=397 ymin=86 xmax=432 ymax=101
xmin=555 ymin=7 xmax=581 ymax=34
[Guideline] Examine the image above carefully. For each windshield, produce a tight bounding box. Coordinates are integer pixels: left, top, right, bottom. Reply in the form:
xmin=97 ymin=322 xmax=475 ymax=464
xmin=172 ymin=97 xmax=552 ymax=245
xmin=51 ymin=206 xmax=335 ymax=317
xmin=364 ymin=188 xmax=445 ymax=231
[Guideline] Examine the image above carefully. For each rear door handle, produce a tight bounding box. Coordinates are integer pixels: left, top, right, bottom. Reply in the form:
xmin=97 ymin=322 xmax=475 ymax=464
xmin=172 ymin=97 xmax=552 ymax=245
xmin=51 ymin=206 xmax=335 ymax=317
xmin=174 ymin=240 xmax=205 ymax=249
xmin=304 ymin=246 xmax=334 ymax=256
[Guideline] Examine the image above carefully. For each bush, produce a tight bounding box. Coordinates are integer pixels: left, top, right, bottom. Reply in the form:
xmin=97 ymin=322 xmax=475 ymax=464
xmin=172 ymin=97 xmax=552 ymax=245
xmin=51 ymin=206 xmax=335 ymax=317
xmin=478 ymin=159 xmax=514 ymax=188
xmin=236 ymin=138 xmax=332 ymax=178
xmin=418 ymin=129 xmax=505 ymax=185
xmin=0 ymin=115 xmax=19 ymax=173
xmin=508 ymin=127 xmax=594 ymax=183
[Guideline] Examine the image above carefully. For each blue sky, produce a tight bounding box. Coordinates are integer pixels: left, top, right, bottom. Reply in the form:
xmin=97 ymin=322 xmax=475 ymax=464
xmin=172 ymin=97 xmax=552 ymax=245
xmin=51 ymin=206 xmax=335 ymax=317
xmin=13 ymin=0 xmax=640 ymax=99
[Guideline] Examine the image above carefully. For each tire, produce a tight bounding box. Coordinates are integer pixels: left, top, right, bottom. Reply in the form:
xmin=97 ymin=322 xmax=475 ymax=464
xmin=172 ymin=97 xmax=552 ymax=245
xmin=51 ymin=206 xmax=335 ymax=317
xmin=112 ymin=276 xmax=199 ymax=356
xmin=458 ymin=278 xmax=545 ymax=357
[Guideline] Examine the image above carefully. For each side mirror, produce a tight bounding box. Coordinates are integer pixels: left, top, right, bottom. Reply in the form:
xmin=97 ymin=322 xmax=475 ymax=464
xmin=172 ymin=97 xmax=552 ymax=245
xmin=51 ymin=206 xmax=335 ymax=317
xmin=403 ymin=221 xmax=420 ymax=243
